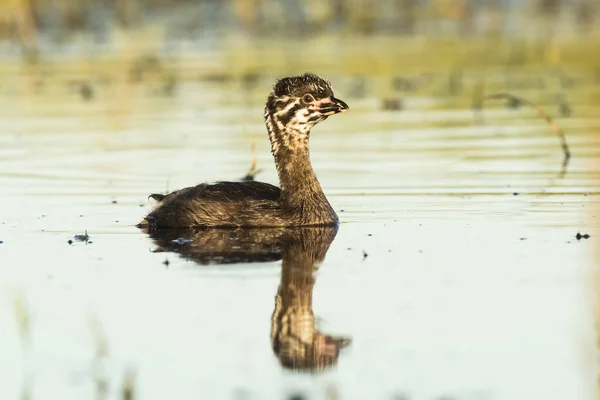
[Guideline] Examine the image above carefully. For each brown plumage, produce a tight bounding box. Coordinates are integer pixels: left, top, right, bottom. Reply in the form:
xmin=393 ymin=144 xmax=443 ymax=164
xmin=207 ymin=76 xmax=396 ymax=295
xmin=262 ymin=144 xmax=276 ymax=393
xmin=138 ymin=73 xmax=349 ymax=230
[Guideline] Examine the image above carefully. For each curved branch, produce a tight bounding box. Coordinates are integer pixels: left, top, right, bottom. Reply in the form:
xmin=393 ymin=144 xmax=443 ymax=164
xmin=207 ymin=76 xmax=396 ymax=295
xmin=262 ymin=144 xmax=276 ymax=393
xmin=473 ymin=92 xmax=571 ymax=172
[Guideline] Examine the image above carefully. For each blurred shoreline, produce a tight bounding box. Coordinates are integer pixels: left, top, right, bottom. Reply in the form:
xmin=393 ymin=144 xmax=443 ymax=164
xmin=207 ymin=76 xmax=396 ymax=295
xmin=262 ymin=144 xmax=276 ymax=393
xmin=0 ymin=0 xmax=598 ymax=63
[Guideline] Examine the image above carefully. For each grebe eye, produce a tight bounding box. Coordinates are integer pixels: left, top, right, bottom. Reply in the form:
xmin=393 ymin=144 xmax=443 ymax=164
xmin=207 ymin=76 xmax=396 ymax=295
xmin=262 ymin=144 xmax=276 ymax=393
xmin=302 ymin=94 xmax=315 ymax=104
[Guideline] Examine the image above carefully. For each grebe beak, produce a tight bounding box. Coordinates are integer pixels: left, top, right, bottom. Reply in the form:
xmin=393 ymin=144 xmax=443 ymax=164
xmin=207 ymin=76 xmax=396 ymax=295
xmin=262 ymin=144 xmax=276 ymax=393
xmin=316 ymin=97 xmax=349 ymax=116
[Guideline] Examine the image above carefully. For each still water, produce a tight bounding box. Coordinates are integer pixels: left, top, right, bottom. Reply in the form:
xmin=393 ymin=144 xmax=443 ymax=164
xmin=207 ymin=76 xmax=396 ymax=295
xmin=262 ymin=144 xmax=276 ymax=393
xmin=0 ymin=65 xmax=598 ymax=400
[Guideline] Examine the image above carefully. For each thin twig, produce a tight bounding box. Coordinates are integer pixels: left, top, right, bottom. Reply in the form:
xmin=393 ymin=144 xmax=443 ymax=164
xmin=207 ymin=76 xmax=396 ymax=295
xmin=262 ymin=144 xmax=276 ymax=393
xmin=473 ymin=92 xmax=571 ymax=173
xmin=241 ymin=143 xmax=262 ymax=181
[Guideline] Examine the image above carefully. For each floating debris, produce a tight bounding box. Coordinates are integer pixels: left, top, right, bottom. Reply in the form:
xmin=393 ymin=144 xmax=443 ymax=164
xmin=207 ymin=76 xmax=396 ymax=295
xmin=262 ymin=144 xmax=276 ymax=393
xmin=576 ymin=233 xmax=590 ymax=240
xmin=362 ymin=250 xmax=368 ymax=260
xmin=556 ymin=94 xmax=572 ymax=117
xmin=80 ymin=82 xmax=94 ymax=101
xmin=505 ymin=96 xmax=523 ymax=109
xmin=163 ymin=258 xmax=170 ymax=267
xmin=382 ymin=97 xmax=403 ymax=111
xmin=70 ymin=230 xmax=91 ymax=244
xmin=559 ymin=101 xmax=571 ymax=118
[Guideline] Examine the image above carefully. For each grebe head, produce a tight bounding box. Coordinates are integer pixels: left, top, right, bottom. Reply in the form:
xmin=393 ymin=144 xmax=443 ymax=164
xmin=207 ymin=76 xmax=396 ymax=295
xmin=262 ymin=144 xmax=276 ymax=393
xmin=264 ymin=73 xmax=348 ymax=150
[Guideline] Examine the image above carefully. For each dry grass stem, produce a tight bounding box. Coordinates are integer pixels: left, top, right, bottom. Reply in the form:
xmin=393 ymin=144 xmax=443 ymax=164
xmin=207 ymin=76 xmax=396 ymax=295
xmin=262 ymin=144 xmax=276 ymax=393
xmin=241 ymin=143 xmax=261 ymax=181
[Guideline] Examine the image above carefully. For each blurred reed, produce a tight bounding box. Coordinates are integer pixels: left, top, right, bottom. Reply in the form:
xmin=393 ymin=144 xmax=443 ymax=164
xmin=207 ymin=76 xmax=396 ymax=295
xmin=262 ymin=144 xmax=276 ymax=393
xmin=11 ymin=291 xmax=33 ymax=400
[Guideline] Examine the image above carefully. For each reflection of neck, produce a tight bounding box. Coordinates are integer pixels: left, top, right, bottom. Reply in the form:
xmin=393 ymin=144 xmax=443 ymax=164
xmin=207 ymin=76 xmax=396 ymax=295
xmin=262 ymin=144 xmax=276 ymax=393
xmin=277 ymin=254 xmax=316 ymax=342
xmin=272 ymin=227 xmax=337 ymax=343
xmin=270 ymin=227 xmax=343 ymax=370
xmin=272 ymin=228 xmax=334 ymax=349
xmin=265 ymin=113 xmax=336 ymax=224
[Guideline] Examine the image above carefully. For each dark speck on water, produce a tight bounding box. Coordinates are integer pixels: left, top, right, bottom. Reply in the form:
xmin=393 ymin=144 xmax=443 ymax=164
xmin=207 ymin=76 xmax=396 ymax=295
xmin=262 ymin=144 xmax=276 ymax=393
xmin=382 ymin=97 xmax=403 ymax=111
xmin=575 ymin=233 xmax=590 ymax=240
xmin=559 ymin=101 xmax=571 ymax=118
xmin=72 ymin=231 xmax=91 ymax=244
xmin=80 ymin=82 xmax=94 ymax=101
xmin=506 ymin=97 xmax=523 ymax=109
xmin=112 ymin=200 xmax=118 ymax=204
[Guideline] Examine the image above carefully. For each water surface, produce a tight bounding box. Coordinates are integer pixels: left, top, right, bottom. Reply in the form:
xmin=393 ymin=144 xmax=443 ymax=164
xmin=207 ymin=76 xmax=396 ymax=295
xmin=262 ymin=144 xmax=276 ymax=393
xmin=0 ymin=64 xmax=599 ymax=400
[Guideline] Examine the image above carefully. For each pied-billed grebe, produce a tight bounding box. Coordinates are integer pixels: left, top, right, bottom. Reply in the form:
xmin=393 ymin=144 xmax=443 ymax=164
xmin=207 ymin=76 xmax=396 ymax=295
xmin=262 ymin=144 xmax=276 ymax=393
xmin=139 ymin=73 xmax=349 ymax=229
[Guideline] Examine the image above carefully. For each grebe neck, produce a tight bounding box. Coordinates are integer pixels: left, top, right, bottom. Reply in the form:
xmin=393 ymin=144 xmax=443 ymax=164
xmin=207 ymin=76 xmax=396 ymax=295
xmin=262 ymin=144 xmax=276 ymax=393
xmin=265 ymin=111 xmax=329 ymax=209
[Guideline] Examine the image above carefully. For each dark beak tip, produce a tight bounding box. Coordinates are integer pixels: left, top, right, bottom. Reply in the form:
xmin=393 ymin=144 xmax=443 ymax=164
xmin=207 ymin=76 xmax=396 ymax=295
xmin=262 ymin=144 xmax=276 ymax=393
xmin=334 ymin=97 xmax=349 ymax=111
xmin=330 ymin=99 xmax=349 ymax=114
xmin=317 ymin=97 xmax=349 ymax=115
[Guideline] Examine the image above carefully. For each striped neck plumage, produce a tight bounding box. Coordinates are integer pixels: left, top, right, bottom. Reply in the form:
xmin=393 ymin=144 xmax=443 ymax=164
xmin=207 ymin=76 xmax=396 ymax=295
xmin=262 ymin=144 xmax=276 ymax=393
xmin=264 ymin=95 xmax=319 ymax=196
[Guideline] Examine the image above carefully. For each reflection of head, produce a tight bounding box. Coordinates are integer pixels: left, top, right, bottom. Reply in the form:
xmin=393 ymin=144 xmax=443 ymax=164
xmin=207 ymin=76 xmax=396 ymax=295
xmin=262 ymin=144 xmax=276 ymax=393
xmin=272 ymin=329 xmax=351 ymax=372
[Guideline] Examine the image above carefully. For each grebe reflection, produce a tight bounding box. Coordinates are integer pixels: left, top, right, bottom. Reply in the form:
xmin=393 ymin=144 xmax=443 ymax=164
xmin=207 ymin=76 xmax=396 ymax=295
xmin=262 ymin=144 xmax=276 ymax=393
xmin=143 ymin=225 xmax=351 ymax=371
